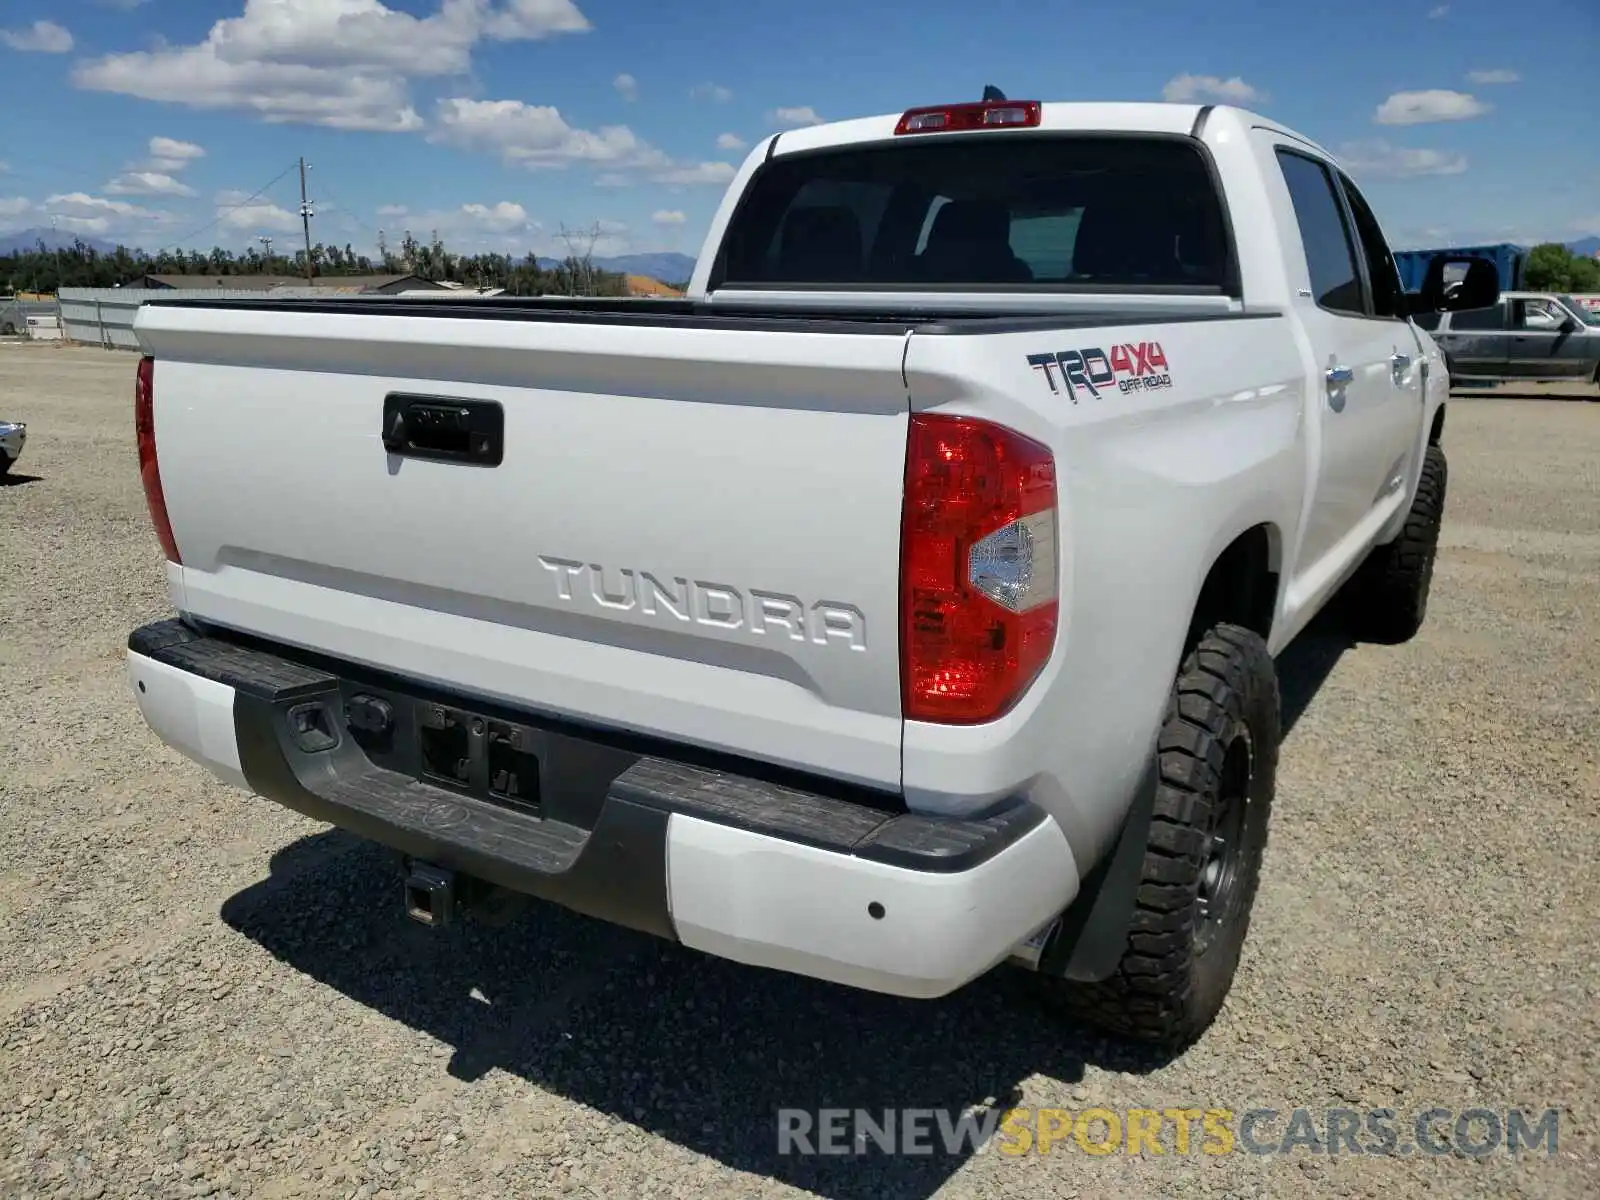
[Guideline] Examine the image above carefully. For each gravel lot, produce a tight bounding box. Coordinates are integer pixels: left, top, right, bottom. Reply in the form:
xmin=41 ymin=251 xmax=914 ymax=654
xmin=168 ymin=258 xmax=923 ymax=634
xmin=2 ymin=343 xmax=1596 ymax=1199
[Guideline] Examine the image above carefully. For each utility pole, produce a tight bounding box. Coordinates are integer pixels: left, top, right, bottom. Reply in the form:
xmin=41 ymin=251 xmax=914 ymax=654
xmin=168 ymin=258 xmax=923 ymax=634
xmin=556 ymin=222 xmax=602 ymax=296
xmin=298 ymin=157 xmax=315 ymax=283
xmin=258 ymin=236 xmax=273 ymax=272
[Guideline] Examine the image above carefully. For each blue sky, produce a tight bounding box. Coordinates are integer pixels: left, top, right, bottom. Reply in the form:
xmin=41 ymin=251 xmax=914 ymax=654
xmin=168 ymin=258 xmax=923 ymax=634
xmin=1 ymin=0 xmax=1596 ymax=262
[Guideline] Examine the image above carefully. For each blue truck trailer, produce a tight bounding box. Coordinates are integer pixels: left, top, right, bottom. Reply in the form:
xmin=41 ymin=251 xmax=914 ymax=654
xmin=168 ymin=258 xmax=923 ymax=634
xmin=1393 ymin=242 xmax=1526 ymax=293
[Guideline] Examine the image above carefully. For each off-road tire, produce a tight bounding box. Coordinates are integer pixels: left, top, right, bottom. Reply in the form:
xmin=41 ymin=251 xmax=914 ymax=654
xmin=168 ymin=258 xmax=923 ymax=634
xmin=1349 ymin=443 xmax=1447 ymax=644
xmin=1040 ymin=623 xmax=1280 ymax=1050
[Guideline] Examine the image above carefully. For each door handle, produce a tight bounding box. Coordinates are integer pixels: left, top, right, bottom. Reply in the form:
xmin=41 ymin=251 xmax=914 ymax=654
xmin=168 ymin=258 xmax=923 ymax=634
xmin=381 ymin=394 xmax=504 ymax=466
xmin=1325 ymin=365 xmax=1355 ymax=385
xmin=1390 ymin=351 xmax=1412 ymax=385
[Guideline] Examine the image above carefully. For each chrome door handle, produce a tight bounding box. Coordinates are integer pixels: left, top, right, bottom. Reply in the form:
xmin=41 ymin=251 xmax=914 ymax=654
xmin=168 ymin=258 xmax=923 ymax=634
xmin=1391 ymin=352 xmax=1412 ymax=385
xmin=1325 ymin=365 xmax=1355 ymax=385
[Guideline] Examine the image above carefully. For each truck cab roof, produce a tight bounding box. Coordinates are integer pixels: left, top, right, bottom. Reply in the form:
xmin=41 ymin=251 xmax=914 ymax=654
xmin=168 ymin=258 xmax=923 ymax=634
xmin=763 ymin=101 xmax=1337 ymax=164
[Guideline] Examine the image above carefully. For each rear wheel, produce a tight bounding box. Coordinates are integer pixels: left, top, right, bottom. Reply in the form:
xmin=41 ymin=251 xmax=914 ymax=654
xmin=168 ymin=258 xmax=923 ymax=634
xmin=1039 ymin=623 xmax=1280 ymax=1049
xmin=1348 ymin=443 xmax=1447 ymax=643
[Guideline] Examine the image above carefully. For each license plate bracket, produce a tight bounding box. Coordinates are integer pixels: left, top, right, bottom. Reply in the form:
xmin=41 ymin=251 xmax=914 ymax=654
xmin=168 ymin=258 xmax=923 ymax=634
xmin=417 ymin=702 xmax=542 ymax=817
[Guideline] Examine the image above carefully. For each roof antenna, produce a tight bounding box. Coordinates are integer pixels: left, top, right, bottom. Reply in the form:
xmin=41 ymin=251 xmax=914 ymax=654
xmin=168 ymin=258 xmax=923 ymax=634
xmin=982 ymin=85 xmax=1007 ymax=102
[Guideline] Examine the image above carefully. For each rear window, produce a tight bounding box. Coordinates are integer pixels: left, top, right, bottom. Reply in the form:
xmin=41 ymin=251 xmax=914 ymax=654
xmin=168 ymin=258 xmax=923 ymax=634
xmin=710 ymin=135 xmax=1234 ymax=292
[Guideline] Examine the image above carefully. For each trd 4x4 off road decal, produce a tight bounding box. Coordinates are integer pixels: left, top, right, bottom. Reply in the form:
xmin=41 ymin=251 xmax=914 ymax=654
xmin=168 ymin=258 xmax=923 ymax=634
xmin=1027 ymin=341 xmax=1173 ymax=402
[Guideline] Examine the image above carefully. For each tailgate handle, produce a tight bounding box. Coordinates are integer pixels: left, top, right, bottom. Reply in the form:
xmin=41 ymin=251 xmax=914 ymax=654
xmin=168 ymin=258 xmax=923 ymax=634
xmin=382 ymin=394 xmax=504 ymax=466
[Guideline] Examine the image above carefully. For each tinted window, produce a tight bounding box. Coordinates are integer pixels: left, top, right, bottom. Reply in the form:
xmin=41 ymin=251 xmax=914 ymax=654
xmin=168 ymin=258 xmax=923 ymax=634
xmin=1009 ymin=210 xmax=1084 ymax=280
xmin=1275 ymin=149 xmax=1363 ymax=315
xmin=1412 ymin=311 xmax=1443 ymax=331
xmin=1338 ymin=173 xmax=1406 ymax=319
xmin=714 ymin=136 xmax=1232 ymax=289
xmin=1449 ymin=303 xmax=1505 ymax=331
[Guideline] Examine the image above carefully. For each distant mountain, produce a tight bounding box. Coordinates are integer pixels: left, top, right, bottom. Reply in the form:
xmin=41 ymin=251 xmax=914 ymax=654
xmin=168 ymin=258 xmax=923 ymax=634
xmin=1567 ymin=236 xmax=1600 ymax=258
xmin=0 ymin=226 xmax=124 ymax=256
xmin=536 ymin=251 xmax=696 ymax=282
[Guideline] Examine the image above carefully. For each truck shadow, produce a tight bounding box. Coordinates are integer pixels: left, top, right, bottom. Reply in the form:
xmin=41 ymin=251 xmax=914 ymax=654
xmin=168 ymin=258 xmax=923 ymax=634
xmin=1277 ymin=607 xmax=1355 ymax=736
xmin=219 ymin=617 xmax=1354 ymax=1199
xmin=223 ymin=836 xmax=1143 ymax=1199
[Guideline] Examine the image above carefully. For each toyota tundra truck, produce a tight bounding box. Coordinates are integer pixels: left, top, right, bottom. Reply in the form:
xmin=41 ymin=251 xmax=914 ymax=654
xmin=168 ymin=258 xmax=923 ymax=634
xmin=124 ymin=98 xmax=1496 ymax=1048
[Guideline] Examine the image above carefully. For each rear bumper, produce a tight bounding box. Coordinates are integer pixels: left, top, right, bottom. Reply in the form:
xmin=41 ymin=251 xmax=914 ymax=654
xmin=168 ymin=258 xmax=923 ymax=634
xmin=127 ymin=619 xmax=1079 ymax=998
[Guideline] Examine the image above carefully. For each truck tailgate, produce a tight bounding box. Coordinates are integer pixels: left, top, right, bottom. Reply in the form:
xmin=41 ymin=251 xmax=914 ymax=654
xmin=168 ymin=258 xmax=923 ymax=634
xmin=136 ymin=306 xmax=910 ymax=789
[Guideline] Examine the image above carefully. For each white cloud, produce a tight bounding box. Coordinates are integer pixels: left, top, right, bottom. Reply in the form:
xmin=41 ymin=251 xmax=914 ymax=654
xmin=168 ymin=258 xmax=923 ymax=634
xmin=102 ymin=137 xmax=206 ymax=197
xmin=651 ymin=210 xmax=686 ymax=226
xmin=0 ymin=197 xmax=32 ymax=220
xmin=71 ymin=0 xmax=590 ymax=132
xmin=1375 ymin=89 xmax=1489 ymax=125
xmin=75 ymin=47 xmax=425 ymax=131
xmin=107 ymin=171 xmax=198 ymax=197
xmin=690 ymin=82 xmax=733 ymax=103
xmin=432 ymin=97 xmax=657 ymax=168
xmin=147 ymin=137 xmax=206 ymax=172
xmin=1428 ymin=4 xmax=1449 ymax=17
xmin=478 ymin=0 xmax=590 ymax=40
xmin=41 ymin=192 xmax=168 ymax=235
xmin=1337 ymin=140 xmax=1468 ymax=179
xmin=374 ymin=200 xmax=545 ymax=249
xmin=715 ymin=132 xmax=747 ymax=151
xmin=432 ymin=97 xmax=737 ymax=186
xmin=1466 ymin=69 xmax=1519 ymax=85
xmin=613 ymin=72 xmax=638 ymax=101
xmin=769 ymin=105 xmax=823 ymax=127
xmin=46 ymin=193 xmax=154 ymax=219
xmin=219 ymin=202 xmax=298 ymax=232
xmin=1161 ymin=74 xmax=1263 ymax=104
xmin=195 ymin=0 xmax=587 ymax=76
xmin=1 ymin=20 xmax=74 ymax=53
xmin=459 ymin=201 xmax=532 ymax=232
xmin=652 ymin=161 xmax=737 ymax=186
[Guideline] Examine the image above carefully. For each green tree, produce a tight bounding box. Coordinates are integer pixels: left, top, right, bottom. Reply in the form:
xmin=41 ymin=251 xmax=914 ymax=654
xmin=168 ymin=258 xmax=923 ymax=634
xmin=2 ymin=233 xmax=625 ymax=297
xmin=1524 ymin=242 xmax=1600 ymax=291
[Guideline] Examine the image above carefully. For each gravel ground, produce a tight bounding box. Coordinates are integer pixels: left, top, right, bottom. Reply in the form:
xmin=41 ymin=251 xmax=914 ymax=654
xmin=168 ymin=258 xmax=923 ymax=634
xmin=2 ymin=342 xmax=1597 ymax=1199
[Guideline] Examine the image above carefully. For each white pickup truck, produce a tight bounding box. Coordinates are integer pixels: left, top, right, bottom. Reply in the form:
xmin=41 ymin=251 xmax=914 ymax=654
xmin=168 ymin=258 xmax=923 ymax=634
xmin=126 ymin=98 xmax=1497 ymax=1048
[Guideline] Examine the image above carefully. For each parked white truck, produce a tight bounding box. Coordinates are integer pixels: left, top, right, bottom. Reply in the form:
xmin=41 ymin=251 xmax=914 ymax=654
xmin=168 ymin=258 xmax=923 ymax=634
xmin=125 ymin=98 xmax=1496 ymax=1048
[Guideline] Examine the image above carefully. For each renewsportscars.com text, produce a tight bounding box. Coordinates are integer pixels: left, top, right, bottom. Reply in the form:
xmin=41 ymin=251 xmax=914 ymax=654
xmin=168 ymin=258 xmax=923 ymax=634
xmin=775 ymin=1105 xmax=1561 ymax=1158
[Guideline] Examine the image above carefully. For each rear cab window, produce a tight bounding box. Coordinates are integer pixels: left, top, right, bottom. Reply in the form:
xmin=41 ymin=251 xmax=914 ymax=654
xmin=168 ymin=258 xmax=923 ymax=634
xmin=709 ymin=135 xmax=1235 ymax=292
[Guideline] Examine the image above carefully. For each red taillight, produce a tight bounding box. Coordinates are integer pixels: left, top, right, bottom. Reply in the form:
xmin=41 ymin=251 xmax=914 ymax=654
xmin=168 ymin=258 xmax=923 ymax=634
xmin=894 ymin=100 xmax=1042 ymax=136
xmin=134 ymin=354 xmax=181 ymax=564
xmin=900 ymin=414 xmax=1058 ymax=724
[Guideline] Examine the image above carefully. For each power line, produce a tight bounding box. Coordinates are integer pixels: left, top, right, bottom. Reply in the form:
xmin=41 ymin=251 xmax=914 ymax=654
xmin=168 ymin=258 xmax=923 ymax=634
xmin=155 ymin=161 xmax=299 ymax=253
xmin=304 ymin=174 xmax=386 ymax=251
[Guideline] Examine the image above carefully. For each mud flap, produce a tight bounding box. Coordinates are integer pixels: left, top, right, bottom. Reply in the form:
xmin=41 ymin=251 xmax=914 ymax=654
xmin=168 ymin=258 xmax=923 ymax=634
xmin=1035 ymin=752 xmax=1159 ymax=983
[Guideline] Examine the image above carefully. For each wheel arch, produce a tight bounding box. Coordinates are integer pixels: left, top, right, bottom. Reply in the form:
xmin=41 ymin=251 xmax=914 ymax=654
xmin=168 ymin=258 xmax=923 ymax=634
xmin=1183 ymin=522 xmax=1283 ymax=655
xmin=1038 ymin=522 xmax=1283 ymax=988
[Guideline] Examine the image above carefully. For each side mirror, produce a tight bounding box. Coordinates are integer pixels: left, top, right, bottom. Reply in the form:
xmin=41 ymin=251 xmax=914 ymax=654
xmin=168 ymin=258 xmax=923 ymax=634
xmin=1407 ymin=253 xmax=1500 ymax=315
